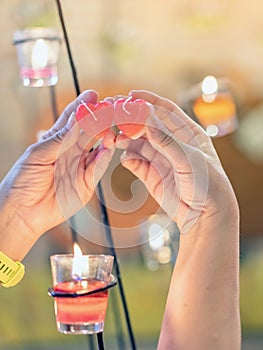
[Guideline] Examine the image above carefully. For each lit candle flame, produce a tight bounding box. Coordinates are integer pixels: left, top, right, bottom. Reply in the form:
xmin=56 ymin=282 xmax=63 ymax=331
xmin=31 ymin=39 xmax=48 ymax=70
xmin=201 ymin=75 xmax=218 ymax=103
xmin=73 ymin=242 xmax=83 ymax=257
xmin=72 ymin=243 xmax=84 ymax=281
xmin=201 ymin=75 xmax=218 ymax=95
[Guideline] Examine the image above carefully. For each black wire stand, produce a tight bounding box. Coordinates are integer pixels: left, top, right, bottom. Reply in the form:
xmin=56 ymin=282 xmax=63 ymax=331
xmin=54 ymin=1 xmax=137 ymax=349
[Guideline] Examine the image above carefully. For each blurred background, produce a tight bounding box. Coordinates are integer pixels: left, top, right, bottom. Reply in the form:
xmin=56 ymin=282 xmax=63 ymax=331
xmin=1 ymin=0 xmax=263 ymax=349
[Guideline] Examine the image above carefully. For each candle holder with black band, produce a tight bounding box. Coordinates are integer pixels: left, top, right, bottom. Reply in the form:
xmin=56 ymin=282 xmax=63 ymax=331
xmin=180 ymin=75 xmax=238 ymax=138
xmin=48 ymin=244 xmax=117 ymax=340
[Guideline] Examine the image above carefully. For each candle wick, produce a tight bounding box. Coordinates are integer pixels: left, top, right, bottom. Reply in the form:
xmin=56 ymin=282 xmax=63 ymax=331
xmin=72 ymin=274 xmax=82 ymax=281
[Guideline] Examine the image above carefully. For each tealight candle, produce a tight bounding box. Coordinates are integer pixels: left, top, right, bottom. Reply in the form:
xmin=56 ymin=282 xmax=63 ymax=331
xmin=181 ymin=76 xmax=238 ymax=138
xmin=72 ymin=243 xmax=89 ymax=281
xmin=50 ymin=246 xmax=114 ymax=335
xmin=13 ymin=27 xmax=62 ymax=87
xmin=193 ymin=91 xmax=237 ymax=137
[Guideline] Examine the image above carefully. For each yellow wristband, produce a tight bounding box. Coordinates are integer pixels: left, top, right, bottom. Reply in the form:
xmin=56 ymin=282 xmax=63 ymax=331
xmin=0 ymin=251 xmax=25 ymax=288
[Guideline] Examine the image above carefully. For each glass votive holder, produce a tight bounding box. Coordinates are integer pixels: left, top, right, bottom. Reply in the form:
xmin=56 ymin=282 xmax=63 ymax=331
xmin=180 ymin=76 xmax=238 ymax=138
xmin=192 ymin=79 xmax=238 ymax=137
xmin=49 ymin=254 xmax=116 ymax=335
xmin=13 ymin=27 xmax=62 ymax=87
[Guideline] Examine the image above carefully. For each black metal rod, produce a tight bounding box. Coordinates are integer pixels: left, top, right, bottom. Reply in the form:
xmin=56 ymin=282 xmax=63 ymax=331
xmin=55 ymin=0 xmax=80 ymax=95
xmin=97 ymin=184 xmax=137 ymax=350
xmin=54 ymin=1 xmax=137 ymax=349
xmin=97 ymin=332 xmax=105 ymax=350
xmin=49 ymin=85 xmax=59 ymax=120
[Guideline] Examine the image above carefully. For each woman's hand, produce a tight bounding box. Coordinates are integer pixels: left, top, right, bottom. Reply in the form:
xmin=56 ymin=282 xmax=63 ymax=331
xmin=116 ymin=90 xmax=238 ymax=233
xmin=116 ymin=90 xmax=240 ymax=349
xmin=0 ymin=90 xmax=115 ymax=248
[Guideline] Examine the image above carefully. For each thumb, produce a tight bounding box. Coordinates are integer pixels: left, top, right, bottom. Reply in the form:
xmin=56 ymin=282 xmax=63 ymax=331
xmin=36 ymin=112 xmax=80 ymax=162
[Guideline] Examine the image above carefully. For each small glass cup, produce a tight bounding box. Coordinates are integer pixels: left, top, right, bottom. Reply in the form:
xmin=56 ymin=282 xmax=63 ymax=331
xmin=13 ymin=27 xmax=62 ymax=87
xmin=50 ymin=254 xmax=114 ymax=334
xmin=180 ymin=76 xmax=238 ymax=138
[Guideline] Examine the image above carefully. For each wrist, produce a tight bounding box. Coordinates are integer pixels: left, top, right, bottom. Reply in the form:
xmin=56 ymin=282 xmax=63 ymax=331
xmin=188 ymin=179 xmax=239 ymax=235
xmin=177 ymin=202 xmax=240 ymax=279
xmin=0 ymin=200 xmax=38 ymax=261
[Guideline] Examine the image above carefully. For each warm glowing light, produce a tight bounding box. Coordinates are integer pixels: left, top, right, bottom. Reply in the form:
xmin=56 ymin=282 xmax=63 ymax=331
xmin=72 ymin=243 xmax=86 ymax=279
xmin=206 ymin=124 xmax=219 ymax=137
xmin=73 ymin=242 xmax=83 ymax=257
xmin=149 ymin=223 xmax=164 ymax=250
xmin=193 ymin=92 xmax=237 ymax=138
xmin=201 ymin=75 xmax=218 ymax=95
xmin=31 ymin=39 xmax=48 ymax=70
xmin=157 ymin=246 xmax=171 ymax=264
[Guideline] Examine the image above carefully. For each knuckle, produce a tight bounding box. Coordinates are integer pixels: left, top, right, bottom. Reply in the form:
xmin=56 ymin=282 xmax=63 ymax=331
xmin=158 ymin=130 xmax=174 ymax=147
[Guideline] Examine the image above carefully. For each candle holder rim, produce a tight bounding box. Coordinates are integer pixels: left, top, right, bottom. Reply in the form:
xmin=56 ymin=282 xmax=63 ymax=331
xmin=50 ymin=253 xmax=114 ymax=259
xmin=13 ymin=27 xmax=63 ymax=45
xmin=13 ymin=36 xmax=63 ymax=46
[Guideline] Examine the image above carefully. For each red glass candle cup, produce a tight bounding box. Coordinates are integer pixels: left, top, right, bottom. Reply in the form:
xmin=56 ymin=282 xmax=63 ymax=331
xmin=50 ymin=254 xmax=114 ymax=334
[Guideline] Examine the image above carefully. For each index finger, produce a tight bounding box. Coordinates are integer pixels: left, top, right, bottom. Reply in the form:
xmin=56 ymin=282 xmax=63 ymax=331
xmin=129 ymin=89 xmax=211 ymax=152
xmin=129 ymin=89 xmax=191 ymax=124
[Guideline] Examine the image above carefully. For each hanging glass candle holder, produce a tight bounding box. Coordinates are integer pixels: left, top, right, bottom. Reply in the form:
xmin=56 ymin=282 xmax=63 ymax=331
xmin=48 ymin=243 xmax=117 ymax=335
xmin=13 ymin=27 xmax=62 ymax=87
xmin=181 ymin=75 xmax=238 ymax=138
xmin=140 ymin=214 xmax=180 ymax=271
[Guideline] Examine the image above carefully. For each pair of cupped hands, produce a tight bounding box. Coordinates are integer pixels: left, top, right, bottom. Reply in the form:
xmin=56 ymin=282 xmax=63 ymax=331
xmin=0 ymin=89 xmax=237 ymax=241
